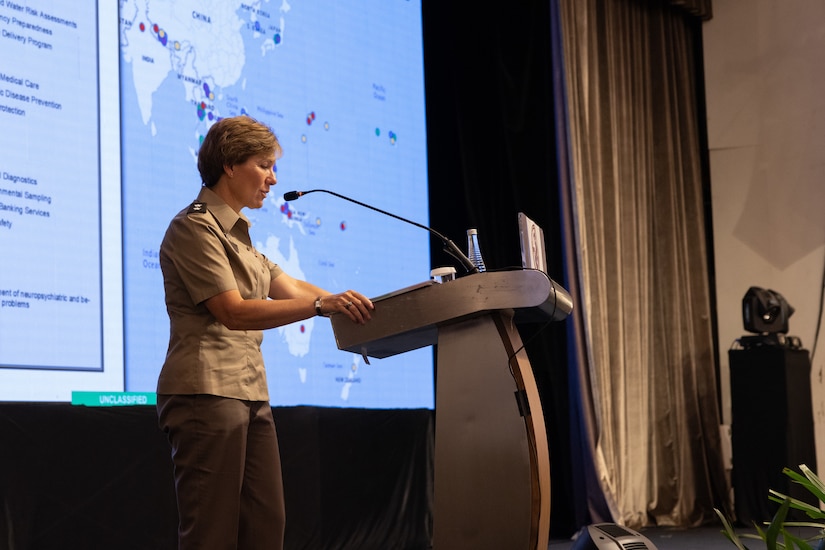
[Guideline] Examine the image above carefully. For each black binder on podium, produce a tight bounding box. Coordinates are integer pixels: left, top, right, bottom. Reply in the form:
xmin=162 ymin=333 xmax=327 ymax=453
xmin=331 ymin=269 xmax=572 ymax=550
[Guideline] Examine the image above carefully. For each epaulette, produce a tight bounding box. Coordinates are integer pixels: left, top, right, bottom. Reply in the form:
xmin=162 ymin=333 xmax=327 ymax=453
xmin=188 ymin=201 xmax=207 ymax=214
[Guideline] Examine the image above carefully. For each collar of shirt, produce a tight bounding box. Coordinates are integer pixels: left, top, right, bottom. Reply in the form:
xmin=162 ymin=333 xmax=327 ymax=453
xmin=197 ymin=186 xmax=251 ymax=233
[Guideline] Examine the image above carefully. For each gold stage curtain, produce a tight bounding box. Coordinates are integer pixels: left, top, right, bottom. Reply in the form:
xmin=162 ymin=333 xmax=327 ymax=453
xmin=559 ymin=0 xmax=726 ymax=528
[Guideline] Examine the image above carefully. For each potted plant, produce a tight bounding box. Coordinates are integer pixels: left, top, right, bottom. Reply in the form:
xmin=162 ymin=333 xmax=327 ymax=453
xmin=716 ymin=464 xmax=825 ymax=550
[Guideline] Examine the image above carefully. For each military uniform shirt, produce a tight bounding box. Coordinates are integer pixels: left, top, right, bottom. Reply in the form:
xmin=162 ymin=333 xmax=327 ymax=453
xmin=157 ymin=186 xmax=283 ymax=401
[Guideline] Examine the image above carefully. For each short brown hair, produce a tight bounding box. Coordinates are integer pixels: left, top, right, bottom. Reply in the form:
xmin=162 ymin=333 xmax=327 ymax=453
xmin=197 ymin=116 xmax=282 ymax=187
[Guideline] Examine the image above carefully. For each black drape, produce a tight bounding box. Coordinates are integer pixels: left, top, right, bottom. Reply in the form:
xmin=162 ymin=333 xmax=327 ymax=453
xmin=423 ymin=1 xmax=576 ymax=538
xmin=0 ymin=405 xmax=433 ymax=550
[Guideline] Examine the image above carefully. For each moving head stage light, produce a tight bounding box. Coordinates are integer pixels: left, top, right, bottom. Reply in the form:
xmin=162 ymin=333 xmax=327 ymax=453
xmin=742 ymin=286 xmax=794 ymax=334
xmin=738 ymin=287 xmax=802 ymax=349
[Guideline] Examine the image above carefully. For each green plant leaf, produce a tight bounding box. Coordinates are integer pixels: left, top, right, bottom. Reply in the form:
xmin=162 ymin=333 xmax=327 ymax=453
xmin=714 ymin=508 xmax=750 ymax=550
xmin=768 ymin=490 xmax=825 ymax=520
xmin=799 ymin=465 xmax=825 ymax=502
xmin=765 ymin=499 xmax=791 ymax=550
xmin=781 ymin=521 xmax=825 ymax=529
xmin=782 ymin=466 xmax=825 ymax=505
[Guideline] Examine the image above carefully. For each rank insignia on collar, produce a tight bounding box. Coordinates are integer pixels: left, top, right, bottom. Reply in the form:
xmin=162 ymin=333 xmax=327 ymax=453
xmin=188 ymin=201 xmax=207 ymax=214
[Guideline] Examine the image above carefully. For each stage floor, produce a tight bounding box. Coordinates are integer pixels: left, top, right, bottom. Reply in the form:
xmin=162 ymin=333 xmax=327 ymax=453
xmin=549 ymin=525 xmax=820 ymax=549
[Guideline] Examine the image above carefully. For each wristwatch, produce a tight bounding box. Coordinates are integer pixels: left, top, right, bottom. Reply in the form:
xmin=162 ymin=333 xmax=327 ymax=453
xmin=315 ymin=296 xmax=323 ymax=316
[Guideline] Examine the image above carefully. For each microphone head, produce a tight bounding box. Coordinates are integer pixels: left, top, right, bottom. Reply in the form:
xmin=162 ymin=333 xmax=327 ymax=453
xmin=283 ymin=190 xmax=301 ymax=201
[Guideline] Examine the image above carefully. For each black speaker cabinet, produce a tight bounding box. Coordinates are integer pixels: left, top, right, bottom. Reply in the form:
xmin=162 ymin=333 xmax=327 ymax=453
xmin=729 ymin=347 xmax=817 ymax=525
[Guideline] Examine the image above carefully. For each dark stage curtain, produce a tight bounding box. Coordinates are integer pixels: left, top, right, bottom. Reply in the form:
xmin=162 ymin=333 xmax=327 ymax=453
xmin=0 ymin=404 xmax=433 ymax=550
xmin=422 ymin=0 xmax=577 ymax=538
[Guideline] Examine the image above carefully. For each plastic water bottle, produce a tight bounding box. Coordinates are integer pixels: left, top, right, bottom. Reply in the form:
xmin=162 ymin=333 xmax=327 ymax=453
xmin=466 ymin=229 xmax=486 ymax=272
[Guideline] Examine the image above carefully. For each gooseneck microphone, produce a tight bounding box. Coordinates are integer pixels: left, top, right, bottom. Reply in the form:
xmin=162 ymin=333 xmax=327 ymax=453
xmin=283 ymin=189 xmax=478 ymax=274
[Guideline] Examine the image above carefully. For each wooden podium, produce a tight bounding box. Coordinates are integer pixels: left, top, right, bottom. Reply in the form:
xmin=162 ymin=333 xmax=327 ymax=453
xmin=331 ymin=270 xmax=572 ymax=550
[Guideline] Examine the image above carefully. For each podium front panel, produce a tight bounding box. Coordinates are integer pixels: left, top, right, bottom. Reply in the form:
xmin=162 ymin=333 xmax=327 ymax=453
xmin=432 ymin=314 xmax=534 ymax=549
